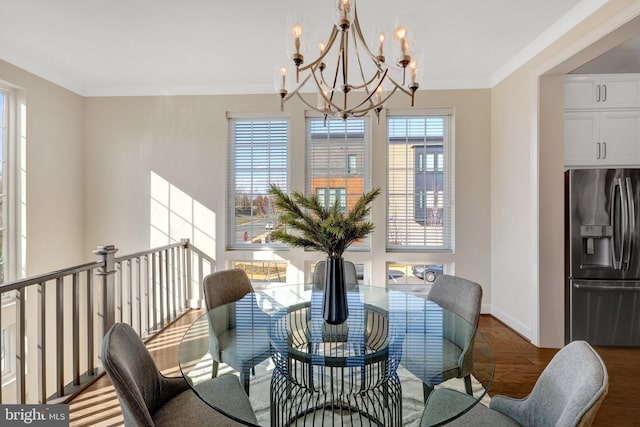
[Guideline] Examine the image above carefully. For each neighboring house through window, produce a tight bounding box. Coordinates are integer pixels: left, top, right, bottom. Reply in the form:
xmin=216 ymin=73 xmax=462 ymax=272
xmin=387 ymin=113 xmax=453 ymax=250
xmin=306 ymin=116 xmax=371 ymax=250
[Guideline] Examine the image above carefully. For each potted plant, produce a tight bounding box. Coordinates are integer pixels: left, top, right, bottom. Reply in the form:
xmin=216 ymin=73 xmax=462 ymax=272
xmin=268 ymin=184 xmax=381 ymax=324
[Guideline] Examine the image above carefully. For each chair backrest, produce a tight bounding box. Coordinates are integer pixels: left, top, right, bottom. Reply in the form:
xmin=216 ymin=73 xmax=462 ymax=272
xmin=521 ymin=340 xmax=608 ymax=427
xmin=101 ymin=323 xmax=170 ymax=427
xmin=313 ymin=260 xmax=359 ymax=290
xmin=427 ymin=274 xmax=482 ymax=326
xmin=203 ymin=268 xmax=254 ymax=310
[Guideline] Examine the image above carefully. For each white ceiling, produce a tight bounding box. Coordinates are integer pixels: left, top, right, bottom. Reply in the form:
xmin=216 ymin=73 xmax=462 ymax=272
xmin=0 ymin=0 xmax=608 ymax=97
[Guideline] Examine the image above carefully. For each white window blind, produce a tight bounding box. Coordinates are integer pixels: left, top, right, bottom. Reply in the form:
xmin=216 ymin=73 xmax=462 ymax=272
xmin=306 ymin=117 xmax=371 ymax=251
xmin=228 ymin=118 xmax=288 ymax=249
xmin=387 ymin=115 xmax=453 ymax=251
xmin=0 ymin=89 xmax=7 ymax=281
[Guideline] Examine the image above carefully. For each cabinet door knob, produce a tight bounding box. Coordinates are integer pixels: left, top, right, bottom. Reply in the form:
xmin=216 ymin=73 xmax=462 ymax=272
xmin=596 ymin=85 xmax=601 ymax=102
xmin=603 ymin=142 xmax=606 ymax=159
xmin=603 ymin=84 xmax=607 ymax=102
xmin=597 ymin=142 xmax=601 ymax=159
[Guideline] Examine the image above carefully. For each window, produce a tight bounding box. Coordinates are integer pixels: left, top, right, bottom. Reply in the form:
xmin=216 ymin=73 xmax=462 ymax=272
xmin=316 ymin=187 xmax=347 ymax=212
xmin=306 ymin=117 xmax=371 ymax=250
xmin=0 ymin=328 xmax=5 ymax=373
xmin=387 ymin=114 xmax=453 ymax=250
xmin=0 ymin=89 xmax=6 ymax=281
xmin=228 ymin=118 xmax=288 ymax=249
xmin=347 ymin=154 xmax=357 ymax=174
xmin=0 ymin=324 xmax=15 ymax=381
xmin=232 ymin=261 xmax=287 ymax=287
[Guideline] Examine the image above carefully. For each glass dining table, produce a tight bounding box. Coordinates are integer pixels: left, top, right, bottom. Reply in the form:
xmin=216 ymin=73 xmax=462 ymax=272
xmin=178 ymin=284 xmax=494 ymax=427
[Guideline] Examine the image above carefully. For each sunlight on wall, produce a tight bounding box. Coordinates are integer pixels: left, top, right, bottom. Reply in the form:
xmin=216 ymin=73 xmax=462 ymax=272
xmin=150 ymin=171 xmax=216 ymax=259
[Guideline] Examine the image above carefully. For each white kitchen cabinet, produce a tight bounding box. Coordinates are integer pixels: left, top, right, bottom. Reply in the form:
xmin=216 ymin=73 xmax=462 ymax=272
xmin=564 ymin=74 xmax=640 ymax=110
xmin=565 ymin=110 xmax=640 ymax=167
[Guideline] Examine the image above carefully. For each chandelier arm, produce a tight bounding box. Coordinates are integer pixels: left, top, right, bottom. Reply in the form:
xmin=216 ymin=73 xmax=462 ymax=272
xmin=352 ymin=7 xmax=382 ymax=64
xmin=309 ymin=66 xmax=352 ymax=116
xmin=282 ymin=73 xmax=314 ymax=103
xmin=346 ymin=72 xmax=382 ymax=91
xmin=341 ymin=30 xmax=349 ymax=110
xmin=351 ymin=28 xmax=378 ymax=113
xmin=293 ymin=91 xmax=327 ymax=115
xmin=297 ymin=27 xmax=340 ymax=73
xmin=345 ymin=69 xmax=390 ymax=113
xmin=385 ymin=75 xmax=416 ymax=97
xmin=326 ymin=43 xmax=344 ymax=106
xmin=350 ymin=85 xmax=400 ymax=115
xmin=353 ymin=12 xmax=408 ymax=75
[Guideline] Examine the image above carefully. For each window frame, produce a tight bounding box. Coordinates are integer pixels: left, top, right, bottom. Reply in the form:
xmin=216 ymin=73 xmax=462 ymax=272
xmin=0 ymin=81 xmax=22 ymax=284
xmin=226 ymin=115 xmax=289 ymax=250
xmin=305 ymin=115 xmax=372 ymax=252
xmin=386 ymin=111 xmax=454 ymax=252
xmin=0 ymin=87 xmax=7 ymax=283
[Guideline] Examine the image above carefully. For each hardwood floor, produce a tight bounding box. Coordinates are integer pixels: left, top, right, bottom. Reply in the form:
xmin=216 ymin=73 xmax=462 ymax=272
xmin=68 ymin=312 xmax=639 ymax=426
xmin=479 ymin=315 xmax=640 ymax=427
xmin=68 ymin=310 xmax=203 ymax=427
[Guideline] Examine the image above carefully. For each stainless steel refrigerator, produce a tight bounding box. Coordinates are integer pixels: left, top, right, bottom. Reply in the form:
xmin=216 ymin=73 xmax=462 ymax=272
xmin=567 ymin=168 xmax=640 ymax=346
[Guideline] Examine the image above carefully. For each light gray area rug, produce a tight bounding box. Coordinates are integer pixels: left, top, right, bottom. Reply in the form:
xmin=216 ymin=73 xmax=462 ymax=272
xmin=216 ymin=358 xmax=490 ymax=426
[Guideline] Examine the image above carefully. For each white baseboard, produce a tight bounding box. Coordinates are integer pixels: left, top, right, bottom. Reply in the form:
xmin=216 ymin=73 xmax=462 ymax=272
xmin=488 ymin=305 xmax=533 ymax=342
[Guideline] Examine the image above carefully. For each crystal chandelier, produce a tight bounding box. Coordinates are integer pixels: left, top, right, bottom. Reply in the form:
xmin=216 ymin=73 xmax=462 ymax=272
xmin=277 ymin=0 xmax=420 ymax=121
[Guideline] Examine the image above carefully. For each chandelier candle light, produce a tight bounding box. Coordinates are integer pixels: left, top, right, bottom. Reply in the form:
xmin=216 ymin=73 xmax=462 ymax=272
xmin=277 ymin=0 xmax=420 ymax=121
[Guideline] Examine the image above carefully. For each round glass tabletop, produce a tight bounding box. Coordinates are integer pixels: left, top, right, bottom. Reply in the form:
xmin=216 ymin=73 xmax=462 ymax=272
xmin=179 ymin=284 xmax=494 ymax=427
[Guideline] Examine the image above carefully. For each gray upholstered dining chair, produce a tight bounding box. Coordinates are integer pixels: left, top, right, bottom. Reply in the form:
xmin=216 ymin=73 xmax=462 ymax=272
xmin=203 ymin=268 xmax=271 ymax=396
xmin=419 ymin=340 xmax=608 ymax=427
xmin=312 ymin=260 xmax=359 ymax=290
xmin=425 ymin=274 xmax=483 ymax=396
xmin=101 ymin=322 xmax=257 ymax=427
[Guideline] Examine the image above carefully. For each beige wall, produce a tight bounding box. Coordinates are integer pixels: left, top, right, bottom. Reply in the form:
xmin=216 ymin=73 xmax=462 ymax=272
xmin=0 ymin=59 xmax=85 ymax=402
xmin=0 ymin=59 xmax=84 ymax=276
xmin=491 ymin=0 xmax=640 ymax=347
xmin=12 ymin=1 xmax=639 ymax=349
xmin=83 ymin=89 xmax=492 ymax=307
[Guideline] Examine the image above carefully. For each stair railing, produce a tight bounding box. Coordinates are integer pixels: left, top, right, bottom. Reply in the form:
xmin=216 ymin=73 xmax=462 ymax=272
xmin=0 ymin=239 xmax=214 ymax=404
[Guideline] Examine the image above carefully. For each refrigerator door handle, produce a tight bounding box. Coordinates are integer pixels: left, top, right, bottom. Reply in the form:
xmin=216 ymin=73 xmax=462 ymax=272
xmin=573 ymin=283 xmax=640 ymax=292
xmin=625 ymin=176 xmax=636 ymax=270
xmin=611 ymin=178 xmax=625 ymax=270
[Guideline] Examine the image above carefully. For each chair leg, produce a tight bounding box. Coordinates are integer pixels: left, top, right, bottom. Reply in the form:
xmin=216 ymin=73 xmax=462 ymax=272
xmin=423 ymin=383 xmax=434 ymax=402
xmin=241 ymin=367 xmax=251 ymax=396
xmin=211 ymin=360 xmax=219 ymax=378
xmin=464 ymin=374 xmax=473 ymax=396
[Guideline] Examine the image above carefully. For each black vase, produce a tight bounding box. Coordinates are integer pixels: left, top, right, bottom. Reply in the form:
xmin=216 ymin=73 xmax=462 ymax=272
xmin=322 ymin=256 xmax=349 ymax=324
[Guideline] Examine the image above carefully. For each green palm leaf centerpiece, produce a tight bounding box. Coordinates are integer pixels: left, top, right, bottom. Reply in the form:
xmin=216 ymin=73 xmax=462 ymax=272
xmin=268 ymin=184 xmax=381 ymax=258
xmin=268 ymin=184 xmax=381 ymax=325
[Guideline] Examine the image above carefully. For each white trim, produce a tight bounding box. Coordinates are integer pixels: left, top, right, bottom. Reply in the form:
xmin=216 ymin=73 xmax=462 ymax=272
xmin=491 ymin=305 xmax=533 ymax=341
xmin=0 ymin=47 xmax=87 ymax=96
xmin=0 ymin=81 xmax=25 ymax=282
xmin=226 ymin=111 xmax=290 ymax=120
xmin=528 ymin=0 xmax=640 ymax=348
xmin=536 ymin=2 xmax=640 ymax=76
xmin=480 ymin=303 xmax=491 ymax=315
xmin=490 ymin=0 xmax=609 ymax=87
xmin=386 ymin=107 xmax=454 ymax=117
xmin=530 ymin=75 xmax=541 ymax=347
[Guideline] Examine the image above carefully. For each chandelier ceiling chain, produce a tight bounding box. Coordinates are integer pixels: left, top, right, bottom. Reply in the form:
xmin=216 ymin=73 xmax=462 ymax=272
xmin=277 ymin=0 xmax=419 ymax=121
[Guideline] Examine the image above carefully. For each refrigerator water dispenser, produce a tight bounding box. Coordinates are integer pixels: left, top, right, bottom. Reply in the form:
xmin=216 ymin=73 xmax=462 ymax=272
xmin=579 ymin=224 xmax=612 ymax=268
